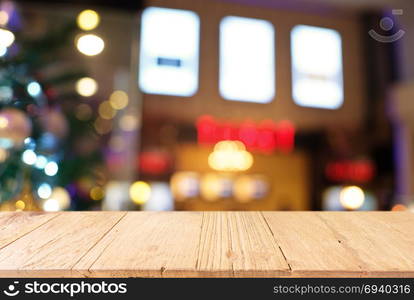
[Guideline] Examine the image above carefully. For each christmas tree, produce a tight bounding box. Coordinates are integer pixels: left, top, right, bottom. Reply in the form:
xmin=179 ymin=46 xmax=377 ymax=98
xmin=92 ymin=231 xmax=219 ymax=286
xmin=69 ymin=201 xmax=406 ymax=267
xmin=0 ymin=4 xmax=104 ymax=211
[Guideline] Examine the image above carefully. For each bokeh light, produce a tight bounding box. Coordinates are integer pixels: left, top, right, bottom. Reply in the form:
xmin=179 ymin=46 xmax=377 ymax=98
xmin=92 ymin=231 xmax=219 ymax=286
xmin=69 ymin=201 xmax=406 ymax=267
xmin=129 ymin=181 xmax=151 ymax=205
xmin=0 ymin=147 xmax=8 ymax=162
xmin=15 ymin=200 xmax=25 ymax=210
xmin=27 ymin=81 xmax=42 ymax=97
xmin=0 ymin=10 xmax=9 ymax=26
xmin=76 ymin=34 xmax=105 ymax=56
xmin=22 ymin=150 xmax=37 ymax=165
xmin=391 ymin=204 xmax=407 ymax=211
xmin=34 ymin=155 xmax=48 ymax=169
xmin=90 ymin=186 xmax=105 ymax=201
xmin=76 ymin=77 xmax=98 ymax=97
xmin=200 ymin=173 xmax=232 ymax=202
xmin=208 ymin=140 xmax=253 ymax=171
xmin=0 ymin=47 xmax=6 ymax=57
xmin=94 ymin=117 xmax=112 ymax=135
xmin=0 ymin=115 xmax=8 ymax=128
xmin=120 ymin=115 xmax=138 ymax=131
xmin=42 ymin=198 xmax=60 ymax=212
xmin=233 ymin=175 xmax=268 ymax=203
xmin=44 ymin=161 xmax=58 ymax=176
xmin=339 ymin=185 xmax=365 ymax=210
xmin=77 ymin=9 xmax=100 ymax=31
xmin=37 ymin=183 xmax=52 ymax=199
xmin=109 ymin=90 xmax=129 ymax=110
xmin=0 ymin=28 xmax=14 ymax=48
xmin=98 ymin=101 xmax=116 ymax=120
xmin=51 ymin=187 xmax=71 ymax=210
xmin=170 ymin=172 xmax=200 ymax=201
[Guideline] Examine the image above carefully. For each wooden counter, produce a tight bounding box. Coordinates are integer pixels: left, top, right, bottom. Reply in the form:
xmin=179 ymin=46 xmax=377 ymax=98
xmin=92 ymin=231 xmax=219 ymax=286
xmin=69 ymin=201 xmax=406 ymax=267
xmin=0 ymin=211 xmax=413 ymax=277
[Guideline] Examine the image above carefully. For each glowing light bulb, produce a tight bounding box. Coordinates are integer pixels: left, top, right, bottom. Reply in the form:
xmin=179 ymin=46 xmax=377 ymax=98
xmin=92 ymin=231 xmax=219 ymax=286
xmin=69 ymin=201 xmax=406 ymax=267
xmin=339 ymin=186 xmax=365 ymax=210
xmin=208 ymin=140 xmax=253 ymax=171
xmin=22 ymin=150 xmax=37 ymax=165
xmin=77 ymin=9 xmax=100 ymax=31
xmin=34 ymin=155 xmax=48 ymax=169
xmin=37 ymin=183 xmax=52 ymax=199
xmin=76 ymin=34 xmax=104 ymax=56
xmin=27 ymin=81 xmax=42 ymax=97
xmin=44 ymin=161 xmax=58 ymax=176
xmin=42 ymin=198 xmax=60 ymax=212
xmin=0 ymin=28 xmax=14 ymax=48
xmin=129 ymin=181 xmax=151 ymax=205
xmin=76 ymin=77 xmax=98 ymax=97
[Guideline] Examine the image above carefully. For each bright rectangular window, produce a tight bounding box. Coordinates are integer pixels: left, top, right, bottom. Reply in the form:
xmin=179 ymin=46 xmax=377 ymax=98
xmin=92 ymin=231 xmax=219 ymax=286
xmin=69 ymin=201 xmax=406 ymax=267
xmin=219 ymin=16 xmax=275 ymax=103
xmin=139 ymin=7 xmax=200 ymax=96
xmin=291 ymin=25 xmax=343 ymax=109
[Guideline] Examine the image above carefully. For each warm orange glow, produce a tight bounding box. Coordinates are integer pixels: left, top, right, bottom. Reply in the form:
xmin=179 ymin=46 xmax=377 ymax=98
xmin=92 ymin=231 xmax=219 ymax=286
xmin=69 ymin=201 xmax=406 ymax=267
xmin=339 ymin=186 xmax=365 ymax=210
xmin=391 ymin=204 xmax=407 ymax=211
xmin=208 ymin=140 xmax=253 ymax=172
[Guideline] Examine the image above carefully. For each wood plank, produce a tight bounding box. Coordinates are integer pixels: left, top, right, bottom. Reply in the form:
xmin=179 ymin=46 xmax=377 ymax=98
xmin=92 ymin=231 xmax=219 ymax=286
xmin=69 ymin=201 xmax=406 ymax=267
xmin=74 ymin=212 xmax=203 ymax=277
xmin=262 ymin=212 xmax=414 ymax=277
xmin=0 ymin=212 xmax=126 ymax=277
xmin=262 ymin=212 xmax=364 ymax=277
xmin=196 ymin=212 xmax=290 ymax=277
xmin=0 ymin=212 xmax=60 ymax=250
xmin=0 ymin=212 xmax=413 ymax=277
xmin=317 ymin=212 xmax=414 ymax=277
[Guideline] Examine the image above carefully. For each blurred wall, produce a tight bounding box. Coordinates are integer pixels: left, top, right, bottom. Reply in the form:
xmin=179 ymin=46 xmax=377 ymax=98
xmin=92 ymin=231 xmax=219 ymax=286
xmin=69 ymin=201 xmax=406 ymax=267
xmin=143 ymin=0 xmax=367 ymax=131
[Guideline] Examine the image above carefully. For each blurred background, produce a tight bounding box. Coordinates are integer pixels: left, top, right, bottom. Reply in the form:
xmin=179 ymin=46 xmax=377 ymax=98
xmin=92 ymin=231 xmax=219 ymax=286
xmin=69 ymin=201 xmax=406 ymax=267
xmin=0 ymin=0 xmax=413 ymax=212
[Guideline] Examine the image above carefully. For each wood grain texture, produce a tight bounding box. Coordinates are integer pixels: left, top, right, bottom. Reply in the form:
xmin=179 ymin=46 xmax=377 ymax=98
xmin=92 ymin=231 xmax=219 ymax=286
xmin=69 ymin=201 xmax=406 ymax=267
xmin=0 ymin=212 xmax=60 ymax=250
xmin=0 ymin=212 xmax=125 ymax=277
xmin=0 ymin=211 xmax=413 ymax=277
xmin=75 ymin=212 xmax=203 ymax=277
xmin=196 ymin=212 xmax=290 ymax=277
xmin=262 ymin=212 xmax=414 ymax=277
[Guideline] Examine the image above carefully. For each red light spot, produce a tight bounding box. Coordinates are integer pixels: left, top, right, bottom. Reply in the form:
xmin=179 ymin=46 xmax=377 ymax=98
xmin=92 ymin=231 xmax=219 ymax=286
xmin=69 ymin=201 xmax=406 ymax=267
xmin=276 ymin=120 xmax=295 ymax=153
xmin=139 ymin=151 xmax=171 ymax=175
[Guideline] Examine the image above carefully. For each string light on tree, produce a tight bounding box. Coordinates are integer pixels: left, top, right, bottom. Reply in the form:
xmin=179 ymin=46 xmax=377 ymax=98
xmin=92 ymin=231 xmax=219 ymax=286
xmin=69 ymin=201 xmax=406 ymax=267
xmin=77 ymin=9 xmax=100 ymax=31
xmin=0 ymin=147 xmax=8 ymax=162
xmin=0 ymin=108 xmax=32 ymax=147
xmin=37 ymin=183 xmax=52 ymax=199
xmin=44 ymin=161 xmax=58 ymax=176
xmin=41 ymin=187 xmax=70 ymax=211
xmin=22 ymin=150 xmax=37 ymax=165
xmin=34 ymin=155 xmax=48 ymax=169
xmin=76 ymin=34 xmax=105 ymax=56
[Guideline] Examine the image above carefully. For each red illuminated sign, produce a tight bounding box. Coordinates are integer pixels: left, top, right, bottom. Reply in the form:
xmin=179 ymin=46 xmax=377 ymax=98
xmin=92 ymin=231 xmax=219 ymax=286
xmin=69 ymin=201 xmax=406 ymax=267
xmin=196 ymin=115 xmax=295 ymax=154
xmin=138 ymin=151 xmax=172 ymax=175
xmin=325 ymin=160 xmax=375 ymax=183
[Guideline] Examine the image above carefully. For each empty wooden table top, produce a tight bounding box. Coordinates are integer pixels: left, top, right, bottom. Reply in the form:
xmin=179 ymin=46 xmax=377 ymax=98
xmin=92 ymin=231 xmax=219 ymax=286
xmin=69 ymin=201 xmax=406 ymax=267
xmin=0 ymin=211 xmax=413 ymax=277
